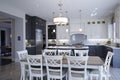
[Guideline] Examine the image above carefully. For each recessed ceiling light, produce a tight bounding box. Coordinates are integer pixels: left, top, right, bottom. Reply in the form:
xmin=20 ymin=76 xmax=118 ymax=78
xmin=95 ymin=8 xmax=98 ymax=10
xmin=36 ymin=4 xmax=40 ymax=7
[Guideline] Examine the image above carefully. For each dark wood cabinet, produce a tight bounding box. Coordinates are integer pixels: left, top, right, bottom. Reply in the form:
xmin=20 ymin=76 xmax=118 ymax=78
xmin=88 ymin=45 xmax=96 ymax=56
xmin=88 ymin=45 xmax=106 ymax=59
xmin=26 ymin=15 xmax=32 ymax=39
xmin=48 ymin=25 xmax=56 ymax=39
xmin=26 ymin=15 xmax=46 ymax=54
xmin=26 ymin=15 xmax=46 ymax=40
xmin=31 ymin=16 xmax=46 ymax=35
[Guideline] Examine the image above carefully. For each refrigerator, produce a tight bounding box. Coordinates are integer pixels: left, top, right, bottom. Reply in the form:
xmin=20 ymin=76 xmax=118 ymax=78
xmin=36 ymin=29 xmax=43 ymax=54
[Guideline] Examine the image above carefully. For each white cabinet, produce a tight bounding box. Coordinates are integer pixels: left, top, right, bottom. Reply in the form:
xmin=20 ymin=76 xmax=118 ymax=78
xmin=115 ymin=6 xmax=120 ymax=38
xmin=56 ymin=19 xmax=108 ymax=40
xmin=85 ymin=22 xmax=108 ymax=39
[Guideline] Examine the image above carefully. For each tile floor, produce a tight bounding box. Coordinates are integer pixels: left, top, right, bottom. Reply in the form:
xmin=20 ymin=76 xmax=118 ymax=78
xmin=0 ymin=62 xmax=120 ymax=80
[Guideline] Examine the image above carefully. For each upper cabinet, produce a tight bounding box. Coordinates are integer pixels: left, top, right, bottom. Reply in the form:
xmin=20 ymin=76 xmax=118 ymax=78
xmin=115 ymin=6 xmax=120 ymax=38
xmin=26 ymin=15 xmax=46 ymax=40
xmin=48 ymin=25 xmax=56 ymax=39
xmin=31 ymin=16 xmax=46 ymax=36
xmin=26 ymin=15 xmax=32 ymax=39
xmin=85 ymin=20 xmax=108 ymax=39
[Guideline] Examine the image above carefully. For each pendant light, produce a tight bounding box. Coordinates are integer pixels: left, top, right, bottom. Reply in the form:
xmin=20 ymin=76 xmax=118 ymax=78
xmin=53 ymin=0 xmax=68 ymax=25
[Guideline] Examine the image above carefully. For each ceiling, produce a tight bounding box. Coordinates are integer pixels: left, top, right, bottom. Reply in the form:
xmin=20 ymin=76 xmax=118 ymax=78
xmin=1 ymin=0 xmax=120 ymax=22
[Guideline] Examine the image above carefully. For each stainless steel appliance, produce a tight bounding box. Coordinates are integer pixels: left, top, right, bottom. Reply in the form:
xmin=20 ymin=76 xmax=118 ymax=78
xmin=36 ymin=29 xmax=43 ymax=54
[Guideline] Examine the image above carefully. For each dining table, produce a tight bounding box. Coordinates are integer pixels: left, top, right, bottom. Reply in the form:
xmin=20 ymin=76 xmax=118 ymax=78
xmin=21 ymin=56 xmax=104 ymax=69
xmin=61 ymin=56 xmax=104 ymax=69
xmin=20 ymin=55 xmax=104 ymax=80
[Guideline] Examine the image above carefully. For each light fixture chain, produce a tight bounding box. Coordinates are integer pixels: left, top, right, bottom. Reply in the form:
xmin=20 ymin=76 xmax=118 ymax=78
xmin=58 ymin=0 xmax=63 ymax=17
xmin=53 ymin=0 xmax=68 ymax=25
xmin=79 ymin=10 xmax=82 ymax=25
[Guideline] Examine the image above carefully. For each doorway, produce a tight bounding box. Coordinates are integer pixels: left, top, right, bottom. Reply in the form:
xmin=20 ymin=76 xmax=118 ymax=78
xmin=1 ymin=30 xmax=6 ymax=46
xmin=0 ymin=20 xmax=12 ymax=65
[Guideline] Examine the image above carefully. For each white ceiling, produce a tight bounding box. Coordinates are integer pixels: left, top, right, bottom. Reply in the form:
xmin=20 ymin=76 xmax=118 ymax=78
xmin=1 ymin=0 xmax=120 ymax=22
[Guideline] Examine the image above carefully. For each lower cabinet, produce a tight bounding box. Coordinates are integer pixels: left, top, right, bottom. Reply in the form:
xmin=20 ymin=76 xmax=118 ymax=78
xmin=26 ymin=46 xmax=36 ymax=55
xmin=88 ymin=45 xmax=106 ymax=59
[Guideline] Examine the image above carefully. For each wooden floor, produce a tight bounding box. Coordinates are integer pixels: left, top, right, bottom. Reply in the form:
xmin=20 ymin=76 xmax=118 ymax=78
xmin=0 ymin=62 xmax=120 ymax=80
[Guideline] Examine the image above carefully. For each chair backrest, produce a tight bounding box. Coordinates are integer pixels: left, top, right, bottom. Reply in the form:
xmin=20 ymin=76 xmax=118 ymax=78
xmin=27 ymin=55 xmax=43 ymax=76
xmin=44 ymin=55 xmax=63 ymax=77
xmin=17 ymin=50 xmax=28 ymax=62
xmin=43 ymin=49 xmax=57 ymax=55
xmin=74 ymin=50 xmax=89 ymax=56
xmin=67 ymin=56 xmax=88 ymax=79
xmin=104 ymin=51 xmax=114 ymax=74
xmin=57 ymin=49 xmax=71 ymax=56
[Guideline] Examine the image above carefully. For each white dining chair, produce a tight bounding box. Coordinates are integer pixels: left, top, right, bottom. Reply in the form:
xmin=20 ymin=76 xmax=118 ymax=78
xmin=57 ymin=49 xmax=71 ymax=56
xmin=67 ymin=56 xmax=89 ymax=80
xmin=89 ymin=51 xmax=114 ymax=80
xmin=17 ymin=50 xmax=29 ymax=80
xmin=74 ymin=50 xmax=89 ymax=56
xmin=43 ymin=49 xmax=57 ymax=55
xmin=27 ymin=55 xmax=47 ymax=80
xmin=44 ymin=55 xmax=68 ymax=80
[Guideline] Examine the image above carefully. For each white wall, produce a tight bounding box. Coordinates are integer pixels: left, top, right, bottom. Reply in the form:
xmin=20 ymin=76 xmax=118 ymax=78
xmin=0 ymin=3 xmax=26 ymax=61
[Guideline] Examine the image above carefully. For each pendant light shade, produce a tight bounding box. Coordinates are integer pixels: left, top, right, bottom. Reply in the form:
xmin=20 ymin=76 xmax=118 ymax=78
xmin=53 ymin=16 xmax=68 ymax=25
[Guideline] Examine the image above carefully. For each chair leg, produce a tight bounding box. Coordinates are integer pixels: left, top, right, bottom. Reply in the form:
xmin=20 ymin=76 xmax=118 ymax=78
xmin=29 ymin=76 xmax=32 ymax=80
xmin=41 ymin=76 xmax=43 ymax=80
xmin=66 ymin=74 xmax=67 ymax=80
xmin=96 ymin=76 xmax=99 ymax=80
xmin=20 ymin=75 xmax=23 ymax=80
xmin=90 ymin=76 xmax=92 ymax=80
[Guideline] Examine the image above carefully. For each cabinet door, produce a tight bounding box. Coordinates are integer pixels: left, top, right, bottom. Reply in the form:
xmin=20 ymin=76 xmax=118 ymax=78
xmin=48 ymin=25 xmax=56 ymax=39
xmin=95 ymin=46 xmax=104 ymax=58
xmin=32 ymin=17 xmax=46 ymax=37
xmin=31 ymin=17 xmax=46 ymax=39
xmin=88 ymin=45 xmax=105 ymax=58
xmin=88 ymin=46 xmax=96 ymax=56
xmin=26 ymin=15 xmax=32 ymax=39
xmin=86 ymin=23 xmax=108 ymax=39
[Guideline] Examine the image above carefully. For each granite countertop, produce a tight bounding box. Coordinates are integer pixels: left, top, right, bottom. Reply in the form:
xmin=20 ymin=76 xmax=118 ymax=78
xmin=48 ymin=45 xmax=89 ymax=49
xmin=105 ymin=45 xmax=120 ymax=49
xmin=26 ymin=45 xmax=35 ymax=48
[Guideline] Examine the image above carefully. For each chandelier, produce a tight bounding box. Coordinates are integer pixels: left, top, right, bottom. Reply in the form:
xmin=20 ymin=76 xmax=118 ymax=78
xmin=53 ymin=0 xmax=68 ymax=25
